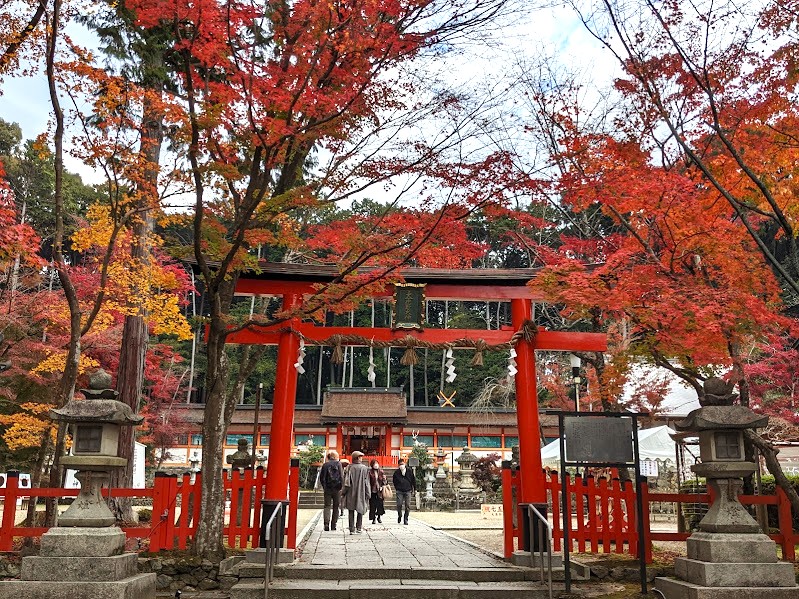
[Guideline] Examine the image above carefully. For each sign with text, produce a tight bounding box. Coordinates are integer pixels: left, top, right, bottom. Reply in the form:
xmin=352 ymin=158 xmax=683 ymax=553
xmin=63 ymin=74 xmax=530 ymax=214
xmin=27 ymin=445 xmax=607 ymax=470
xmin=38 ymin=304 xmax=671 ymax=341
xmin=393 ymin=283 xmax=426 ymax=330
xmin=564 ymin=415 xmax=634 ymax=464
xmin=481 ymin=504 xmax=503 ymax=518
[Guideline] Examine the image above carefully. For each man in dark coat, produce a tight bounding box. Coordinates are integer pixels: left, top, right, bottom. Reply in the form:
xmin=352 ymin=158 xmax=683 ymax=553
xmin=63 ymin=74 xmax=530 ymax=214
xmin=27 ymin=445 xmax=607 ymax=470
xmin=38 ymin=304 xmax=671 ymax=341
xmin=392 ymin=458 xmax=416 ymax=525
xmin=318 ymin=449 xmax=344 ymax=531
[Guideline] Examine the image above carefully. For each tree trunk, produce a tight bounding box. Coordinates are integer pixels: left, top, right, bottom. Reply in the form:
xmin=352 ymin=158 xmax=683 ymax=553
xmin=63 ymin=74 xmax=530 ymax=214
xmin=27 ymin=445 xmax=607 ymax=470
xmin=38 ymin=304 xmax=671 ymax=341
xmin=44 ymin=0 xmax=83 ymax=527
xmin=743 ymin=430 xmax=799 ymax=520
xmin=192 ymin=326 xmax=230 ymax=560
xmin=113 ymin=86 xmax=163 ymax=521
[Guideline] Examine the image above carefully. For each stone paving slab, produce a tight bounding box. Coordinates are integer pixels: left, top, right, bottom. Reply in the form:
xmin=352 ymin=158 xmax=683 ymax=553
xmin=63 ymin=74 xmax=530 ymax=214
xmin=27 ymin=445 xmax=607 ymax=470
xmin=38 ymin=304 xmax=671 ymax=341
xmin=297 ymin=516 xmax=515 ymax=571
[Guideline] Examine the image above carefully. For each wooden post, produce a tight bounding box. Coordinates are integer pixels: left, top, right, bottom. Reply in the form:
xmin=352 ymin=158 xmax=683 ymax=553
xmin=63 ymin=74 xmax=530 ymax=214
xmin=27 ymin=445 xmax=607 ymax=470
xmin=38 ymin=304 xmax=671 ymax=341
xmin=776 ymin=486 xmax=795 ymax=561
xmin=575 ymin=473 xmax=585 ymax=553
xmin=501 ymin=462 xmax=514 ymax=558
xmin=641 ymin=482 xmax=653 ymax=564
xmin=177 ymin=472 xmax=192 ymax=550
xmin=286 ymin=458 xmax=300 ymax=550
xmin=264 ymin=294 xmax=303 ymax=503
xmin=0 ymin=470 xmax=19 ymax=551
xmin=510 ymin=298 xmax=545 ymax=504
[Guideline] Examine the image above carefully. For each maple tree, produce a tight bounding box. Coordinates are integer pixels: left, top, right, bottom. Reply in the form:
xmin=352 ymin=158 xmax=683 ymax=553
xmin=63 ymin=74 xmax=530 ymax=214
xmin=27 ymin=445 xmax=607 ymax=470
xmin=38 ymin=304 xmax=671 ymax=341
xmin=118 ymin=0 xmax=522 ymax=557
xmin=570 ymin=0 xmax=799 ymax=306
xmin=512 ymin=45 xmax=799 ymax=506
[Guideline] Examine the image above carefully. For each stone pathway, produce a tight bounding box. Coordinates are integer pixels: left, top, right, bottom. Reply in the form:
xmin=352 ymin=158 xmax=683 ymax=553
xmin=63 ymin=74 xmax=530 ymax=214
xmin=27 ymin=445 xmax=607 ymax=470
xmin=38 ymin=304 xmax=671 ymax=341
xmin=296 ymin=515 xmax=510 ymax=569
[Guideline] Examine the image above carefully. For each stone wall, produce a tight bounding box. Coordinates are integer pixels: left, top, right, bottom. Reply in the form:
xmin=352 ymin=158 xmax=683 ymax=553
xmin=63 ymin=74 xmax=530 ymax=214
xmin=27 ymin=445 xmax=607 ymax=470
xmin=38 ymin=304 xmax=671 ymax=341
xmin=0 ymin=552 xmax=240 ymax=594
xmin=137 ymin=555 xmax=242 ymax=593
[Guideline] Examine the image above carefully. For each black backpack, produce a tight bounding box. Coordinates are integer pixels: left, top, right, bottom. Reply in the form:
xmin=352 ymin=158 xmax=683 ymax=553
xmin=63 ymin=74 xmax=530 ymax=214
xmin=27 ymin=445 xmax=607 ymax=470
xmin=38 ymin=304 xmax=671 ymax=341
xmin=324 ymin=462 xmax=343 ymax=490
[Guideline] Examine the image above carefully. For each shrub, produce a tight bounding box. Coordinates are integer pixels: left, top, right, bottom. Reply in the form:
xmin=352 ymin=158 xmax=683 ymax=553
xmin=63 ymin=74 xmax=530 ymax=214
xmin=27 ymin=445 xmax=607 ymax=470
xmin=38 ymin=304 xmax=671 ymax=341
xmin=297 ymin=442 xmax=326 ymax=489
xmin=137 ymin=508 xmax=153 ymax=523
xmin=409 ymin=443 xmax=432 ymax=489
xmin=754 ymin=474 xmax=799 ymax=529
xmin=472 ymin=453 xmax=502 ymax=492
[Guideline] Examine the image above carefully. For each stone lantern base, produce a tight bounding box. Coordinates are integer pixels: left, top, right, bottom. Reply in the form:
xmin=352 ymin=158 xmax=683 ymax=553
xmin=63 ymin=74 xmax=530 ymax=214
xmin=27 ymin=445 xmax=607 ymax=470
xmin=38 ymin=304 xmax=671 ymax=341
xmin=0 ymin=527 xmax=155 ymax=599
xmin=655 ymin=531 xmax=797 ymax=598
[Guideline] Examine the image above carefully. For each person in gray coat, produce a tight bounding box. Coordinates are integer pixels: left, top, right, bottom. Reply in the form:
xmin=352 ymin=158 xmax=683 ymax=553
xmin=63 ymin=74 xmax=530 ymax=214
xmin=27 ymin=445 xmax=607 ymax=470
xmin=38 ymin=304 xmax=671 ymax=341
xmin=342 ymin=451 xmax=370 ymax=534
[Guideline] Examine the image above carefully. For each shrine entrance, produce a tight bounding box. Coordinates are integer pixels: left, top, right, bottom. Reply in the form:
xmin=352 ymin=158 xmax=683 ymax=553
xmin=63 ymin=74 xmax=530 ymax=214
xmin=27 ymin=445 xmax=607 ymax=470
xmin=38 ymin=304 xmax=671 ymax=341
xmin=341 ymin=430 xmax=382 ymax=456
xmin=227 ymin=263 xmax=607 ymax=537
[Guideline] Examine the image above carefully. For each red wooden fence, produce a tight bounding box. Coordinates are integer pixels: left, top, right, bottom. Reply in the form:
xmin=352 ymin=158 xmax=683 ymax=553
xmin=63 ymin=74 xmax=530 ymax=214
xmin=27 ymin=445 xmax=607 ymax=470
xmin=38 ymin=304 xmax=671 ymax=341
xmin=0 ymin=465 xmax=300 ymax=553
xmin=502 ymin=467 xmax=797 ymax=563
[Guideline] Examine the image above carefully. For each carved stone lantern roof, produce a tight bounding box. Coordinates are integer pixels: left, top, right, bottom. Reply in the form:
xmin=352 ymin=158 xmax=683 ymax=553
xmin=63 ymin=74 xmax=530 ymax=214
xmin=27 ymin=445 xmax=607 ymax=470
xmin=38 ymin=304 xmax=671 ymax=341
xmin=456 ymin=446 xmax=478 ymax=467
xmin=50 ymin=368 xmax=142 ymax=426
xmin=51 ymin=400 xmax=143 ymax=425
xmin=674 ymin=405 xmax=767 ymax=433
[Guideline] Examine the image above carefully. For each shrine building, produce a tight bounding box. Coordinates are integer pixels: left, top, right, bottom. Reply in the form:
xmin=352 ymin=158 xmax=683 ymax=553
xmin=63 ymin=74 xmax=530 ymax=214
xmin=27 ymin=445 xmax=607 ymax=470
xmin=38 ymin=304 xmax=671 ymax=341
xmin=160 ymin=387 xmax=562 ymax=469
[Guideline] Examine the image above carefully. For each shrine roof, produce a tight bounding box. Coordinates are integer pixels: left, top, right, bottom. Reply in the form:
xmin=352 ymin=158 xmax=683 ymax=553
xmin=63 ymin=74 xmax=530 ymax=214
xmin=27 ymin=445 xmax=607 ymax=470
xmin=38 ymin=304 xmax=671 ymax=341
xmin=172 ymin=403 xmax=557 ymax=429
xmin=225 ymin=261 xmax=543 ymax=286
xmin=321 ymin=387 xmax=407 ymax=422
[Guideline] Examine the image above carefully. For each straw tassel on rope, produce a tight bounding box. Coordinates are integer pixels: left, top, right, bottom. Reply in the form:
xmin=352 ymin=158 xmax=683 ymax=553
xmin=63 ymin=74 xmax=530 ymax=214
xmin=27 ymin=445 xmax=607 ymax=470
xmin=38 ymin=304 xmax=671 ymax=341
xmin=330 ymin=334 xmax=345 ymax=364
xmin=471 ymin=339 xmax=488 ymax=366
xmin=399 ymin=335 xmax=419 ymax=365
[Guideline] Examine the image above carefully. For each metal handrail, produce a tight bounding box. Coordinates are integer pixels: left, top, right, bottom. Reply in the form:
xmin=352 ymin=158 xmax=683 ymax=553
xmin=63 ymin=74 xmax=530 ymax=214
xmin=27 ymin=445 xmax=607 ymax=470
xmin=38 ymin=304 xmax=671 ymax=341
xmin=263 ymin=502 xmax=284 ymax=599
xmin=527 ymin=504 xmax=553 ymax=599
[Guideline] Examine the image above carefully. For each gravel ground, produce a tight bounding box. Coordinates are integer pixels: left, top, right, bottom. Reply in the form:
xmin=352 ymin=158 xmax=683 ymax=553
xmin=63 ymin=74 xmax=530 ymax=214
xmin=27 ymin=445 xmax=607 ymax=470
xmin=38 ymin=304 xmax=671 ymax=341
xmin=409 ymin=510 xmax=689 ymax=561
xmin=410 ymin=510 xmax=505 ymax=556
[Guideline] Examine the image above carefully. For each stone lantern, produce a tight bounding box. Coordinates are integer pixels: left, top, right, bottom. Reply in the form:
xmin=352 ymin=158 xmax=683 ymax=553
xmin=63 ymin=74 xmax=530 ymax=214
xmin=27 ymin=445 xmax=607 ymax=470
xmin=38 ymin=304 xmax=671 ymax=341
xmin=0 ymin=369 xmax=156 ymax=598
xmin=654 ymin=377 xmax=797 ymax=598
xmin=52 ymin=370 xmax=143 ymax=527
xmin=456 ymin=446 xmax=480 ymax=496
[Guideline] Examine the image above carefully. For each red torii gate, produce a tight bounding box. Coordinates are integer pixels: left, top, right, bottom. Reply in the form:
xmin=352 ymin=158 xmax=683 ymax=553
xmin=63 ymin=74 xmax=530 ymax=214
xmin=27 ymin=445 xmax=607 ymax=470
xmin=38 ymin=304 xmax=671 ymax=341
xmin=227 ymin=265 xmax=607 ymax=510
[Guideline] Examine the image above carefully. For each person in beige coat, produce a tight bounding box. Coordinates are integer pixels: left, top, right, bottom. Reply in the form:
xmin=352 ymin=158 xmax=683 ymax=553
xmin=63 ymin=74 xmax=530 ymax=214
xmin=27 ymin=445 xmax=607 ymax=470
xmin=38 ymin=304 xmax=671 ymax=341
xmin=341 ymin=451 xmax=370 ymax=534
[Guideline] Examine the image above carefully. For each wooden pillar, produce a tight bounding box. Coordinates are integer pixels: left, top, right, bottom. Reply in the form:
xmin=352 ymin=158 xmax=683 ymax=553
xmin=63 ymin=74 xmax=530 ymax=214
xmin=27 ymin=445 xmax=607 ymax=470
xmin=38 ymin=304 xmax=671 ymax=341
xmin=264 ymin=294 xmax=302 ymax=502
xmin=511 ymin=298 xmax=545 ymax=504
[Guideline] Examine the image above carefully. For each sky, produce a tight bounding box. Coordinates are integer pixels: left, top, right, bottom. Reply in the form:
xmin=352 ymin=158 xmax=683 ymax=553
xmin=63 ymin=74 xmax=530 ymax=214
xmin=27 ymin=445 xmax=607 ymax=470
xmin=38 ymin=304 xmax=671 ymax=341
xmin=0 ymin=2 xmax=619 ymax=186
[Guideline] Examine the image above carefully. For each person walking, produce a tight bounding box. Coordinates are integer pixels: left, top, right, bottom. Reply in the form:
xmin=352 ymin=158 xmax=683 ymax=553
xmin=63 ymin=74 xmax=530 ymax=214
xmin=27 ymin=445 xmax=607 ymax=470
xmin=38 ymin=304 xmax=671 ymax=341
xmin=318 ymin=450 xmax=344 ymax=531
xmin=342 ymin=451 xmax=370 ymax=534
xmin=368 ymin=459 xmax=386 ymax=524
xmin=338 ymin=458 xmax=349 ymax=517
xmin=392 ymin=458 xmax=416 ymax=525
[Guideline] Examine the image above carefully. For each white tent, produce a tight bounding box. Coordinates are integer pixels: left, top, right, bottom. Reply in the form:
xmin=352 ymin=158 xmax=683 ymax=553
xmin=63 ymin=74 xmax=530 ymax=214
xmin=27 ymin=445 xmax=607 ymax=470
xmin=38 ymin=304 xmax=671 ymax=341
xmin=540 ymin=425 xmax=676 ymax=468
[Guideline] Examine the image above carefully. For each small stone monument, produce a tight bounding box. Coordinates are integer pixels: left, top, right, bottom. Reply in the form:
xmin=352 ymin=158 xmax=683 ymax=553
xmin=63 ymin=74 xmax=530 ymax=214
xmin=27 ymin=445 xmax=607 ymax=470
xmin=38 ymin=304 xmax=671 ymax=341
xmin=227 ymin=437 xmax=252 ymax=470
xmin=422 ymin=460 xmax=437 ymax=503
xmin=0 ymin=369 xmax=156 ymax=598
xmin=227 ymin=438 xmax=251 ymax=526
xmin=654 ymin=377 xmax=798 ymax=598
xmin=456 ymin=446 xmax=480 ymax=496
xmin=255 ymin=450 xmax=267 ymax=469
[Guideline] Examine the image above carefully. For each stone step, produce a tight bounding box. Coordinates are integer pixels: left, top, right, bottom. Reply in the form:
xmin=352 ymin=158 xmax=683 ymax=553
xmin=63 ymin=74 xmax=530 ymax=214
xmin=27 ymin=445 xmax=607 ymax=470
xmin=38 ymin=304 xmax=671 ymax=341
xmin=510 ymin=551 xmax=591 ymax=581
xmin=270 ymin=565 xmax=529 ymax=582
xmin=240 ymin=562 xmax=577 ymax=584
xmin=230 ymin=579 xmax=558 ymax=599
xmin=655 ymin=576 xmax=799 ymax=599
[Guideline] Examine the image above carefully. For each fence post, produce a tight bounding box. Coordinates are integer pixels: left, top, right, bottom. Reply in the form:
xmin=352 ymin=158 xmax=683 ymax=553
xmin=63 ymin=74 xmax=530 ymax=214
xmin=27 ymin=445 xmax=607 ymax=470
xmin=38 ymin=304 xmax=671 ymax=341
xmin=0 ymin=470 xmax=20 ymax=551
xmin=150 ymin=472 xmax=170 ymax=552
xmin=776 ymin=487 xmax=795 ymax=562
xmin=501 ymin=461 xmax=514 ymax=558
xmin=640 ymin=481 xmax=653 ymax=563
xmin=286 ymin=458 xmax=300 ymax=550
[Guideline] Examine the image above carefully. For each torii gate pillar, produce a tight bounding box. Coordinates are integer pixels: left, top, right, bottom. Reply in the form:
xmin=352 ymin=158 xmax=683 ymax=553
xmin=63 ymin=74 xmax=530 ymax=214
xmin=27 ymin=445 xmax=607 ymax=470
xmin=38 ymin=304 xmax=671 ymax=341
xmin=511 ymin=298 xmax=546 ymax=504
xmin=264 ymin=294 xmax=302 ymax=502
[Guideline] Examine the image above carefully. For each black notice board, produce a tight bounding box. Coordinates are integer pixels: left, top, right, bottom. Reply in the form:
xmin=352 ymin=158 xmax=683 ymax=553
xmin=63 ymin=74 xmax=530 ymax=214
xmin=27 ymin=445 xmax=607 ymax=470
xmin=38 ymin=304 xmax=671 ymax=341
xmin=563 ymin=415 xmax=634 ymax=464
